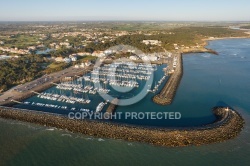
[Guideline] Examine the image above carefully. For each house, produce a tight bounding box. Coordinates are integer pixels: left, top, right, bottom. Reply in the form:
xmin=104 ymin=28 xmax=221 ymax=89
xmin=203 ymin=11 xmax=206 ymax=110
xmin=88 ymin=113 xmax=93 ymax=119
xmin=77 ymin=52 xmax=91 ymax=56
xmin=142 ymin=40 xmax=162 ymax=46
xmin=60 ymin=42 xmax=70 ymax=47
xmin=141 ymin=55 xmax=158 ymax=61
xmin=129 ymin=56 xmax=138 ymax=60
xmin=71 ymin=56 xmax=77 ymax=61
xmin=55 ymin=57 xmax=64 ymax=62
xmin=49 ymin=43 xmax=57 ymax=48
xmin=127 ymin=49 xmax=136 ymax=53
xmin=74 ymin=64 xmax=80 ymax=68
xmin=104 ymin=50 xmax=113 ymax=55
xmin=64 ymin=58 xmax=71 ymax=63
xmin=27 ymin=46 xmax=36 ymax=50
xmin=84 ymin=61 xmax=91 ymax=67
xmin=69 ymin=54 xmax=78 ymax=61
xmin=80 ymin=63 xmax=85 ymax=68
xmin=92 ymin=51 xmax=105 ymax=57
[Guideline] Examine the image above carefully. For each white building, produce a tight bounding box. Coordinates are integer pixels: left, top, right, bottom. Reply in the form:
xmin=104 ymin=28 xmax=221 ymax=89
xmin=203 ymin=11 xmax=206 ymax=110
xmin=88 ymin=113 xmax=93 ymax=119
xmin=60 ymin=42 xmax=70 ymax=47
xmin=141 ymin=55 xmax=158 ymax=61
xmin=129 ymin=56 xmax=138 ymax=60
xmin=92 ymin=51 xmax=105 ymax=57
xmin=64 ymin=58 xmax=71 ymax=63
xmin=27 ymin=46 xmax=36 ymax=50
xmin=80 ymin=63 xmax=85 ymax=68
xmin=77 ymin=52 xmax=91 ymax=56
xmin=142 ymin=40 xmax=162 ymax=46
xmin=85 ymin=61 xmax=91 ymax=67
xmin=55 ymin=57 xmax=64 ymax=62
xmin=69 ymin=54 xmax=78 ymax=61
xmin=104 ymin=50 xmax=114 ymax=55
xmin=74 ymin=64 xmax=80 ymax=68
xmin=71 ymin=57 xmax=77 ymax=61
xmin=50 ymin=43 xmax=57 ymax=48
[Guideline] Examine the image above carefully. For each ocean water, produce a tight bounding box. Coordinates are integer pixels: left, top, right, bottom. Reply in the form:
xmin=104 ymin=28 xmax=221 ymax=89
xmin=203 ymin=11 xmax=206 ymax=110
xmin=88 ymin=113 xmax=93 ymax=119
xmin=1 ymin=39 xmax=250 ymax=165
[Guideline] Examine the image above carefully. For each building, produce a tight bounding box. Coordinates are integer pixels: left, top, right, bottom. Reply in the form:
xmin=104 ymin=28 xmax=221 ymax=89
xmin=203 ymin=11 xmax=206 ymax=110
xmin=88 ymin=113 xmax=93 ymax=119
xmin=49 ymin=43 xmax=57 ymax=48
xmin=69 ymin=54 xmax=78 ymax=61
xmin=142 ymin=40 xmax=162 ymax=46
xmin=64 ymin=58 xmax=71 ymax=63
xmin=104 ymin=50 xmax=114 ymax=55
xmin=60 ymin=42 xmax=70 ymax=47
xmin=84 ymin=61 xmax=91 ymax=67
xmin=71 ymin=57 xmax=77 ymax=61
xmin=77 ymin=52 xmax=91 ymax=56
xmin=129 ymin=56 xmax=139 ymax=60
xmin=141 ymin=55 xmax=159 ymax=61
xmin=80 ymin=63 xmax=85 ymax=68
xmin=27 ymin=46 xmax=36 ymax=50
xmin=92 ymin=51 xmax=105 ymax=57
xmin=55 ymin=57 xmax=64 ymax=62
xmin=74 ymin=64 xmax=80 ymax=68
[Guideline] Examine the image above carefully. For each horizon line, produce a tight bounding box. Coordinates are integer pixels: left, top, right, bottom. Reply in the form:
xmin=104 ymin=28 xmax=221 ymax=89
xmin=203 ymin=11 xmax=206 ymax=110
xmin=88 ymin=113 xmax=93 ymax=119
xmin=0 ymin=20 xmax=250 ymax=23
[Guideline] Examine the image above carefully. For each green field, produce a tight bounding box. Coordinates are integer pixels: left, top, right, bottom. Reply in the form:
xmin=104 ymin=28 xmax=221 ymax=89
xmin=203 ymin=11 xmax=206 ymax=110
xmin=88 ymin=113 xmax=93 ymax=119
xmin=0 ymin=34 xmax=41 ymax=49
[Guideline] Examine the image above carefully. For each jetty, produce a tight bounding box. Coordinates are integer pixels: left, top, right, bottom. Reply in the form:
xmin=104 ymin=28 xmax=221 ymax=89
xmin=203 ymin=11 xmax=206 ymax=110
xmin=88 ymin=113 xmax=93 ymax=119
xmin=153 ymin=53 xmax=183 ymax=105
xmin=105 ymin=98 xmax=119 ymax=119
xmin=0 ymin=106 xmax=244 ymax=147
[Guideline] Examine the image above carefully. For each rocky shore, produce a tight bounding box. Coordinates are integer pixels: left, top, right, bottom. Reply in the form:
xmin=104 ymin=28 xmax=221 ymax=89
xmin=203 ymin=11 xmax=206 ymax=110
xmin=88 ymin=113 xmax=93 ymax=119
xmin=182 ymin=48 xmax=218 ymax=55
xmin=0 ymin=106 xmax=244 ymax=147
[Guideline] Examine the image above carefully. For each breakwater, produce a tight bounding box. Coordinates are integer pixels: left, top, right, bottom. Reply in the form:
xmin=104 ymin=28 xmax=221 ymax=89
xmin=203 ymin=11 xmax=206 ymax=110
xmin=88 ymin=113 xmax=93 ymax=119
xmin=153 ymin=54 xmax=183 ymax=105
xmin=182 ymin=48 xmax=218 ymax=55
xmin=0 ymin=106 xmax=244 ymax=147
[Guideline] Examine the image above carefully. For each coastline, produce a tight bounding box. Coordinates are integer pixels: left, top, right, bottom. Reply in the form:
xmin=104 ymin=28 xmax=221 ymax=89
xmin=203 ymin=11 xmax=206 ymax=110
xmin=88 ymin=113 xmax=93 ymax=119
xmin=0 ymin=37 xmax=248 ymax=147
xmin=182 ymin=36 xmax=250 ymax=55
xmin=152 ymin=36 xmax=250 ymax=105
xmin=0 ymin=106 xmax=244 ymax=147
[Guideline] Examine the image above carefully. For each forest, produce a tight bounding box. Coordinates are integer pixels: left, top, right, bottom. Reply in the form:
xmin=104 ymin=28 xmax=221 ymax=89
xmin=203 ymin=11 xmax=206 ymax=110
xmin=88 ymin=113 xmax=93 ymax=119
xmin=83 ymin=27 xmax=246 ymax=53
xmin=0 ymin=55 xmax=47 ymax=92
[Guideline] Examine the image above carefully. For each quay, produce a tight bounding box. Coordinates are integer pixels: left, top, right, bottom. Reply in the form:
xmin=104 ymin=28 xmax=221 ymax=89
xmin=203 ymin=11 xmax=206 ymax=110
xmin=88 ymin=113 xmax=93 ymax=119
xmin=105 ymin=98 xmax=119 ymax=119
xmin=153 ymin=53 xmax=183 ymax=105
xmin=0 ymin=106 xmax=244 ymax=147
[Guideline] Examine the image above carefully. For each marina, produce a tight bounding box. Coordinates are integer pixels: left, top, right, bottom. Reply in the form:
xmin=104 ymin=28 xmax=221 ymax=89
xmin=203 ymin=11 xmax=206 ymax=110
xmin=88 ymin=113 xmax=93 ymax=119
xmin=0 ymin=38 xmax=249 ymax=152
xmin=11 ymin=62 xmax=168 ymax=121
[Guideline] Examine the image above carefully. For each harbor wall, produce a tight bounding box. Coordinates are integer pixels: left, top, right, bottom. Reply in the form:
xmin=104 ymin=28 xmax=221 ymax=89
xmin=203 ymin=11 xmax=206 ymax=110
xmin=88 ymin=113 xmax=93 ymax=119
xmin=0 ymin=106 xmax=244 ymax=147
xmin=153 ymin=53 xmax=183 ymax=105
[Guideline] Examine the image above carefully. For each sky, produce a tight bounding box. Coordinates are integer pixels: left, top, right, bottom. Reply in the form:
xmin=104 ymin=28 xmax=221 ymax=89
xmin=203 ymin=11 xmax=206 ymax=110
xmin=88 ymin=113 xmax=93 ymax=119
xmin=0 ymin=0 xmax=249 ymax=21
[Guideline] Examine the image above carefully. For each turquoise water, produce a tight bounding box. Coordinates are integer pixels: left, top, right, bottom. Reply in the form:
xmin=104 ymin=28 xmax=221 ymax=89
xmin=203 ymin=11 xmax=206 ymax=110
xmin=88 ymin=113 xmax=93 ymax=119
xmin=1 ymin=39 xmax=250 ymax=165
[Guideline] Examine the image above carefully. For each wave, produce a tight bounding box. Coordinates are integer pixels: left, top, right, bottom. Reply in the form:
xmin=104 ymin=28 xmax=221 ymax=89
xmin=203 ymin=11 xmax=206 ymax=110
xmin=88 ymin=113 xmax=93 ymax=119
xmin=85 ymin=137 xmax=93 ymax=140
xmin=46 ymin=128 xmax=55 ymax=131
xmin=127 ymin=143 xmax=133 ymax=146
xmin=98 ymin=138 xmax=105 ymax=142
xmin=61 ymin=134 xmax=72 ymax=137
xmin=201 ymin=54 xmax=211 ymax=58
